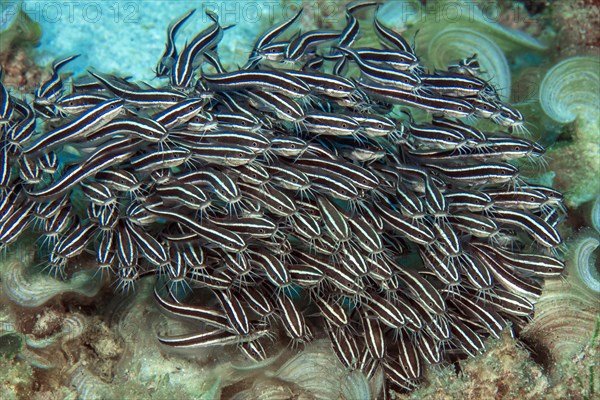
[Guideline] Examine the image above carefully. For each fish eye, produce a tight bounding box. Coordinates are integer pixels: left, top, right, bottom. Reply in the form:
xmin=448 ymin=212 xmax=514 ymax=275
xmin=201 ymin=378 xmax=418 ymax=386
xmin=377 ymin=124 xmax=383 ymax=129
xmin=171 ymin=96 xmax=177 ymax=101
xmin=480 ymin=225 xmax=487 ymax=230
xmin=514 ymin=146 xmax=520 ymax=151
xmin=188 ymin=106 xmax=194 ymax=111
xmin=457 ymin=107 xmax=463 ymax=111
xmin=341 ymin=123 xmax=347 ymax=128
xmin=252 ymin=142 xmax=258 ymax=147
xmin=468 ymin=84 xmax=474 ymax=88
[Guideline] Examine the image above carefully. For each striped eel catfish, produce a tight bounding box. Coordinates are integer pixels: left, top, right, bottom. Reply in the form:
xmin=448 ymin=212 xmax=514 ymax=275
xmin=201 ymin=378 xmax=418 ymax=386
xmin=0 ymin=3 xmax=565 ymax=397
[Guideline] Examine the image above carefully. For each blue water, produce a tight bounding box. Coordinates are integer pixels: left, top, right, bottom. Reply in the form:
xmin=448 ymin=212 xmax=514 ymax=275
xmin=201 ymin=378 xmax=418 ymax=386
xmin=19 ymin=0 xmax=277 ymax=80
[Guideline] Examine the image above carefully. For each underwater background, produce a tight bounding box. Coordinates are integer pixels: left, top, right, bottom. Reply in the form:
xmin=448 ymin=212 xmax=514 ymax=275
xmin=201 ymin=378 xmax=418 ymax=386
xmin=0 ymin=0 xmax=598 ymax=399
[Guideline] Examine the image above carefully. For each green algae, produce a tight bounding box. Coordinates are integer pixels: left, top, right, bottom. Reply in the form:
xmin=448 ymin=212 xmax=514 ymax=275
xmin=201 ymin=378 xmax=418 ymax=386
xmin=0 ymin=332 xmax=24 ymax=359
xmin=0 ymin=1 xmax=41 ymax=50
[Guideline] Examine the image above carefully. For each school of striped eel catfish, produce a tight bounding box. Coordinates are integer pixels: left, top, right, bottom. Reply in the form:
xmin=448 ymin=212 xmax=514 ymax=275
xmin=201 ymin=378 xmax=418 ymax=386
xmin=0 ymin=1 xmax=566 ymax=395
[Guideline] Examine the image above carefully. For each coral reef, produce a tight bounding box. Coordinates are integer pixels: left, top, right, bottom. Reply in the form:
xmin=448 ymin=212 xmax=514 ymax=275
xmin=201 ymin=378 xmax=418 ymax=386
xmin=0 ymin=0 xmax=598 ymax=399
xmin=537 ymin=56 xmax=600 ymax=208
xmin=400 ymin=332 xmax=550 ymax=400
xmin=0 ymin=1 xmax=42 ymax=91
xmin=550 ymin=0 xmax=600 ymax=56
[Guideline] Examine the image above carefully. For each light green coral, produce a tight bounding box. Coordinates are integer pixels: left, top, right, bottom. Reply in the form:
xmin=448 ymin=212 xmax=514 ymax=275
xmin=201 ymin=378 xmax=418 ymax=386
xmin=396 ymin=327 xmax=599 ymax=400
xmin=1 ymin=256 xmax=103 ymax=308
xmin=0 ymin=357 xmax=34 ymax=400
xmin=425 ymin=27 xmax=512 ymax=100
xmin=403 ymin=0 xmax=548 ymax=52
xmin=539 ymin=57 xmax=600 ymax=124
xmin=376 ymin=0 xmax=548 ymax=103
xmin=536 ymin=56 xmax=600 ymax=207
xmin=397 ymin=332 xmax=550 ymax=400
